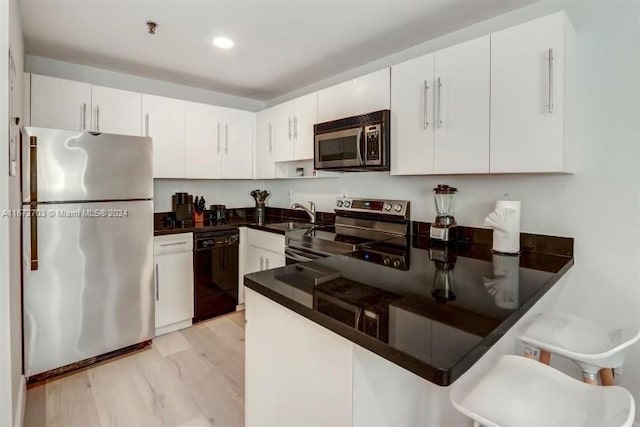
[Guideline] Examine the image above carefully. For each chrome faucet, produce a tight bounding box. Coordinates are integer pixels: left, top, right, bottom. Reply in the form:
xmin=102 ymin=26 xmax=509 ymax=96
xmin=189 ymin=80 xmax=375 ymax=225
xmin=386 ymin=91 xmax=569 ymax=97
xmin=291 ymin=201 xmax=316 ymax=224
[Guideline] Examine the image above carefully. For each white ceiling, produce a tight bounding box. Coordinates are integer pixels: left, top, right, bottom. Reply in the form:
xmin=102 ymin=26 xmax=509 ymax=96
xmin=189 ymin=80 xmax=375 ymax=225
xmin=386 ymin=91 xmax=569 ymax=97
xmin=20 ymin=0 xmax=533 ymax=101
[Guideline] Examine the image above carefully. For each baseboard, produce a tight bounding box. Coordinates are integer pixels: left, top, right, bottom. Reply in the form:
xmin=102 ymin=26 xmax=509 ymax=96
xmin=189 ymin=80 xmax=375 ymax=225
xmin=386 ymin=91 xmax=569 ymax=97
xmin=155 ymin=319 xmax=193 ymax=336
xmin=14 ymin=374 xmax=25 ymax=427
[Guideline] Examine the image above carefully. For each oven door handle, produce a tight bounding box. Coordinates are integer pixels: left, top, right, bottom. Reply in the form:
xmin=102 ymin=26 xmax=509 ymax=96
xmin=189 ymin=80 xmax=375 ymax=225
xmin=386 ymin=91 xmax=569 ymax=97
xmin=356 ymin=127 xmax=364 ymax=166
xmin=285 ymin=247 xmax=327 ymax=262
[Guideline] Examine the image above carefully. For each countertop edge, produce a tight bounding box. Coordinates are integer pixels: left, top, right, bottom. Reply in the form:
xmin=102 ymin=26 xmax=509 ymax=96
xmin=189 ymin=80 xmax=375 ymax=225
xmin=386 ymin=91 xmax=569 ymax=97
xmin=244 ymin=256 xmax=575 ymax=386
xmin=154 ymin=221 xmax=304 ymax=236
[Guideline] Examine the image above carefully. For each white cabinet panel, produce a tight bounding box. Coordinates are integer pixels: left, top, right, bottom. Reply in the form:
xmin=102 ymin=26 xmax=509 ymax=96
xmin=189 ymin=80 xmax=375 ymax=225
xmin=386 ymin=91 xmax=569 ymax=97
xmin=154 ymin=233 xmax=194 ymax=335
xmin=317 ymin=68 xmax=391 ymax=122
xmin=30 ymin=74 xmax=91 ymax=131
xmin=247 ymin=228 xmax=285 ymax=254
xmin=185 ymin=101 xmax=223 ymax=179
xmin=274 ymin=100 xmax=295 ymax=162
xmin=391 ymin=53 xmax=435 ymax=175
xmin=221 ymin=107 xmax=254 ymax=179
xmin=255 ymin=107 xmax=276 ymax=179
xmin=91 ymin=85 xmax=142 ymax=136
xmin=490 ymin=12 xmax=569 ymax=173
xmin=245 ymin=288 xmax=353 ymax=427
xmin=434 ymin=35 xmax=490 ymax=174
xmin=143 ymin=94 xmax=186 ymax=178
xmin=292 ymin=92 xmax=317 ymax=160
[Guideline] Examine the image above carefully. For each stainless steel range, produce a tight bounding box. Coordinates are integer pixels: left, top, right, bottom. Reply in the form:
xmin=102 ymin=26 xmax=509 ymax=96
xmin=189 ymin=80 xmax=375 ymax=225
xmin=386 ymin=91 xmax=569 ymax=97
xmin=284 ymin=197 xmax=410 ymax=268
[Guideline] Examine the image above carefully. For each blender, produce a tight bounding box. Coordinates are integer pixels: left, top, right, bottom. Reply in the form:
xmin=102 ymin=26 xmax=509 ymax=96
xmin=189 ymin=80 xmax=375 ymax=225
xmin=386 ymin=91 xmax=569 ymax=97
xmin=429 ymin=185 xmax=457 ymax=242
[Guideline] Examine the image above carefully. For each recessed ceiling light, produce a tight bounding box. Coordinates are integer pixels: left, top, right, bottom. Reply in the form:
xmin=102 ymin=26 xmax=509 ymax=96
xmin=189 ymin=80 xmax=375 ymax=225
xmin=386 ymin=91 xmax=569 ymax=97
xmin=213 ymin=36 xmax=234 ymax=49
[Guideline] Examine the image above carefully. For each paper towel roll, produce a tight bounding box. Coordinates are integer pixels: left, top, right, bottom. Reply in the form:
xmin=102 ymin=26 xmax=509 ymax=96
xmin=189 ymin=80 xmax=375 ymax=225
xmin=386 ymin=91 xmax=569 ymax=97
xmin=484 ymin=200 xmax=521 ymax=254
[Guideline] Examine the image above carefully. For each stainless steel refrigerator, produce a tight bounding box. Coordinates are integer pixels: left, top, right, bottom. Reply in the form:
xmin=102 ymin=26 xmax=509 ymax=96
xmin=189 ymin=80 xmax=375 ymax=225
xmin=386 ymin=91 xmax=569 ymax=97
xmin=22 ymin=127 xmax=154 ymax=378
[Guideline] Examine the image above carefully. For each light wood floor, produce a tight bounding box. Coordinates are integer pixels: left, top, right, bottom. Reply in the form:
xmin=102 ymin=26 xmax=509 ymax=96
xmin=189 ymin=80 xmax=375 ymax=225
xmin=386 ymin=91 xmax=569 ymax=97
xmin=24 ymin=312 xmax=246 ymax=427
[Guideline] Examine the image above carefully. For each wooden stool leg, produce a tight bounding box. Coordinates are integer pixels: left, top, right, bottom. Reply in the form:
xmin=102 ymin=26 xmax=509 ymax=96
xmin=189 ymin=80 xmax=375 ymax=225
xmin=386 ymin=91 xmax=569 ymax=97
xmin=583 ymin=371 xmax=598 ymax=385
xmin=539 ymin=350 xmax=551 ymax=365
xmin=599 ymin=368 xmax=615 ymax=386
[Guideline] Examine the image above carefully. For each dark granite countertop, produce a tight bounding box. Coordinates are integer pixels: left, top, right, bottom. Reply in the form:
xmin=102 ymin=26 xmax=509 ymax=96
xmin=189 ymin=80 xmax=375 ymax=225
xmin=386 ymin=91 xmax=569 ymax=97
xmin=154 ymin=218 xmax=313 ymax=236
xmin=244 ymin=235 xmax=574 ymax=386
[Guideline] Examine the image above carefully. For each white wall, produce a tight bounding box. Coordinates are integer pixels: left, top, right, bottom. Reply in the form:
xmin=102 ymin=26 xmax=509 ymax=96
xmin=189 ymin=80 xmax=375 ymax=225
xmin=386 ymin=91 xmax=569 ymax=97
xmin=1 ymin=0 xmax=25 ymax=426
xmin=263 ymin=0 xmax=640 ymax=415
xmin=25 ymin=55 xmax=265 ymax=112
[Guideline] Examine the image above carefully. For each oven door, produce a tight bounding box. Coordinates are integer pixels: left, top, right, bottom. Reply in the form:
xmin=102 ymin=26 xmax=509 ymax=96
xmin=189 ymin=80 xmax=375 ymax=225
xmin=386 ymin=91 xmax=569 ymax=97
xmin=314 ymin=127 xmax=363 ymax=169
xmin=284 ymin=246 xmax=329 ymax=265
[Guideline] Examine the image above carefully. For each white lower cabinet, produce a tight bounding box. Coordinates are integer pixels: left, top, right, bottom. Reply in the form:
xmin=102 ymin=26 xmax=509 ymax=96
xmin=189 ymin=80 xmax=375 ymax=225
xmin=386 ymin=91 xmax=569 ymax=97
xmin=153 ymin=233 xmax=194 ymax=336
xmin=244 ymin=229 xmax=285 ymax=274
xmin=245 ymin=288 xmax=353 ymax=427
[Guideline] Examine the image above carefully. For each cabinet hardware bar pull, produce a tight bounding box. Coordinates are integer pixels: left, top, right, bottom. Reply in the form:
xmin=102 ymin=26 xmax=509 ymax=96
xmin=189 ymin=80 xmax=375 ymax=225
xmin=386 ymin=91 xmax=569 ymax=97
xmin=259 ymin=256 xmax=264 ymax=271
xmin=145 ymin=113 xmax=149 ymax=137
xmin=288 ymin=117 xmax=292 ymax=140
xmin=268 ymin=123 xmax=273 ymax=153
xmin=160 ymin=242 xmax=187 ymax=247
xmin=82 ymin=103 xmax=87 ymax=130
xmin=225 ymin=123 xmax=229 ymax=153
xmin=294 ymin=116 xmax=298 ymax=140
xmin=266 ymin=257 xmax=270 ymax=270
xmin=155 ymin=264 xmax=159 ymax=301
xmin=437 ymin=77 xmax=443 ymax=128
xmin=423 ymin=80 xmax=429 ymax=129
xmin=548 ymin=48 xmax=554 ymax=114
xmin=95 ymin=106 xmax=100 ymax=132
xmin=217 ymin=122 xmax=221 ymax=154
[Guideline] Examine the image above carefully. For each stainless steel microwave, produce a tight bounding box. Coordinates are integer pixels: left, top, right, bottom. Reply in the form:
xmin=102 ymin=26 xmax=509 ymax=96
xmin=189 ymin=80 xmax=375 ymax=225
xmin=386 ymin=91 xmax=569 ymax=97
xmin=314 ymin=110 xmax=390 ymax=171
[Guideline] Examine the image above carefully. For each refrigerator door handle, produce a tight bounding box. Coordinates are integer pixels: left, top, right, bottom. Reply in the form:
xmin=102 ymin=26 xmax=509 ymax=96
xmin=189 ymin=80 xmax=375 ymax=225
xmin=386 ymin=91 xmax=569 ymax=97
xmin=29 ymin=136 xmax=38 ymax=270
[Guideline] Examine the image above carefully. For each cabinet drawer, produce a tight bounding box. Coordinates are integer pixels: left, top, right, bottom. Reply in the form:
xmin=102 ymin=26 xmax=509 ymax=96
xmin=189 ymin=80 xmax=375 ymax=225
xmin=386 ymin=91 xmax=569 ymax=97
xmin=154 ymin=232 xmax=193 ymax=255
xmin=247 ymin=229 xmax=285 ymax=254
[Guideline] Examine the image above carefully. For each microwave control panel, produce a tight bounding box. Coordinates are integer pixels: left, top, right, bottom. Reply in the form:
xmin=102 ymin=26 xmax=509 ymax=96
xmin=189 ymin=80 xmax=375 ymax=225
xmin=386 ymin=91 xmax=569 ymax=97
xmin=364 ymin=124 xmax=382 ymax=165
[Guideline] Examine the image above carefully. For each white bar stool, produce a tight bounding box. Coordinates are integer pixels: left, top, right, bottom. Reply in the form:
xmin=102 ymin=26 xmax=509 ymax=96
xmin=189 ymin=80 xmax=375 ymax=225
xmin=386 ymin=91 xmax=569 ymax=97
xmin=515 ymin=312 xmax=640 ymax=385
xmin=450 ymin=355 xmax=635 ymax=427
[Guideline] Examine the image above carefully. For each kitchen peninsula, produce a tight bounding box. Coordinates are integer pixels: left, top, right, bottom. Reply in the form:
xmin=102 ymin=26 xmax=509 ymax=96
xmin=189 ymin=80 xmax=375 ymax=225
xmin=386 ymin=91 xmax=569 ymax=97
xmin=244 ymin=229 xmax=573 ymax=426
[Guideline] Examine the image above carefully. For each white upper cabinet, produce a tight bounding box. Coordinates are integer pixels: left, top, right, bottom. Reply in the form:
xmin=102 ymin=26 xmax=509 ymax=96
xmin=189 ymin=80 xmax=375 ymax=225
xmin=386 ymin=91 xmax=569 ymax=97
xmin=30 ymin=74 xmax=91 ymax=131
xmin=185 ymin=101 xmax=223 ymax=179
xmin=391 ymin=53 xmax=435 ymax=175
xmin=256 ymin=107 xmax=276 ymax=179
xmin=91 ymin=85 xmax=142 ymax=136
xmin=391 ymin=36 xmax=489 ymax=175
xmin=143 ymin=94 xmax=186 ymax=179
xmin=490 ymin=12 xmax=571 ymax=173
xmin=273 ymin=92 xmax=317 ymax=162
xmin=317 ymin=68 xmax=390 ymax=123
xmin=433 ymin=35 xmax=490 ymax=174
xmin=220 ymin=107 xmax=254 ymax=179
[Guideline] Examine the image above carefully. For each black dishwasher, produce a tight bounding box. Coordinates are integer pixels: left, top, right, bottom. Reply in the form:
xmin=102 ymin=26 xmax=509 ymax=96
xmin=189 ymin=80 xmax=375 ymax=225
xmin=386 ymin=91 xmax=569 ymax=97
xmin=193 ymin=229 xmax=239 ymax=322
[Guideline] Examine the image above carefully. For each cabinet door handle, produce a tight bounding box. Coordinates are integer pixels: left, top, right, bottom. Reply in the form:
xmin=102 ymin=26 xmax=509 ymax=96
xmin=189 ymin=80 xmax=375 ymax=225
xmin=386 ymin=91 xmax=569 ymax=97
xmin=265 ymin=257 xmax=270 ymax=270
xmin=548 ymin=48 xmax=554 ymax=114
xmin=268 ymin=123 xmax=273 ymax=153
xmin=259 ymin=256 xmax=264 ymax=271
xmin=294 ymin=116 xmax=298 ymax=140
xmin=423 ymin=80 xmax=429 ymax=129
xmin=145 ymin=113 xmax=149 ymax=137
xmin=82 ymin=103 xmax=87 ymax=131
xmin=288 ymin=117 xmax=292 ymax=140
xmin=225 ymin=123 xmax=229 ymax=154
xmin=217 ymin=122 xmax=221 ymax=154
xmin=95 ymin=105 xmax=100 ymax=132
xmin=436 ymin=77 xmax=443 ymax=128
xmin=155 ymin=263 xmax=159 ymax=301
xmin=160 ymin=241 xmax=187 ymax=247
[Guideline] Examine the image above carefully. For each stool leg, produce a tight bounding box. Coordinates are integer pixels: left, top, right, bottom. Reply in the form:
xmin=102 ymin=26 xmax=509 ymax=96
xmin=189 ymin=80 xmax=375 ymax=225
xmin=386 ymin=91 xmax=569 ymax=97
xmin=599 ymin=368 xmax=615 ymax=386
xmin=539 ymin=350 xmax=551 ymax=365
xmin=583 ymin=371 xmax=598 ymax=385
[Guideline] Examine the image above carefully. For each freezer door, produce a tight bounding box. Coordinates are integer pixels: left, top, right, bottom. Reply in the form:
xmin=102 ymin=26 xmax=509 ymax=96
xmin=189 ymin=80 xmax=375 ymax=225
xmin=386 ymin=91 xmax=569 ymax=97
xmin=22 ymin=127 xmax=153 ymax=203
xmin=23 ymin=200 xmax=154 ymax=376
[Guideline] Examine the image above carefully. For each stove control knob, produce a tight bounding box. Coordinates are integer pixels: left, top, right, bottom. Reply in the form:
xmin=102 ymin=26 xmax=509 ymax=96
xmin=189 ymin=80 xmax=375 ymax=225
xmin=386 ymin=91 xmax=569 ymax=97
xmin=392 ymin=259 xmax=402 ymax=268
xmin=383 ymin=256 xmax=391 ymax=265
xmin=383 ymin=203 xmax=392 ymax=211
xmin=343 ymin=200 xmax=351 ymax=208
xmin=393 ymin=204 xmax=403 ymax=212
xmin=336 ymin=200 xmax=343 ymax=207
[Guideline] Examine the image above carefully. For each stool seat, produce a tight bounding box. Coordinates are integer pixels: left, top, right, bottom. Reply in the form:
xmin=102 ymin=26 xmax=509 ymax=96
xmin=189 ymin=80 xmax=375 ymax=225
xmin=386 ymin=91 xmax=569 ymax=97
xmin=450 ymin=355 xmax=635 ymax=427
xmin=515 ymin=312 xmax=640 ymax=370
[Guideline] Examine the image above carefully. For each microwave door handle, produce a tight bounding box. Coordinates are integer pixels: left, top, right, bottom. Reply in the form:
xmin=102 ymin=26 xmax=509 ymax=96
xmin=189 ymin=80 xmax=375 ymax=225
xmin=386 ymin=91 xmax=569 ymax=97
xmin=356 ymin=127 xmax=364 ymax=166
